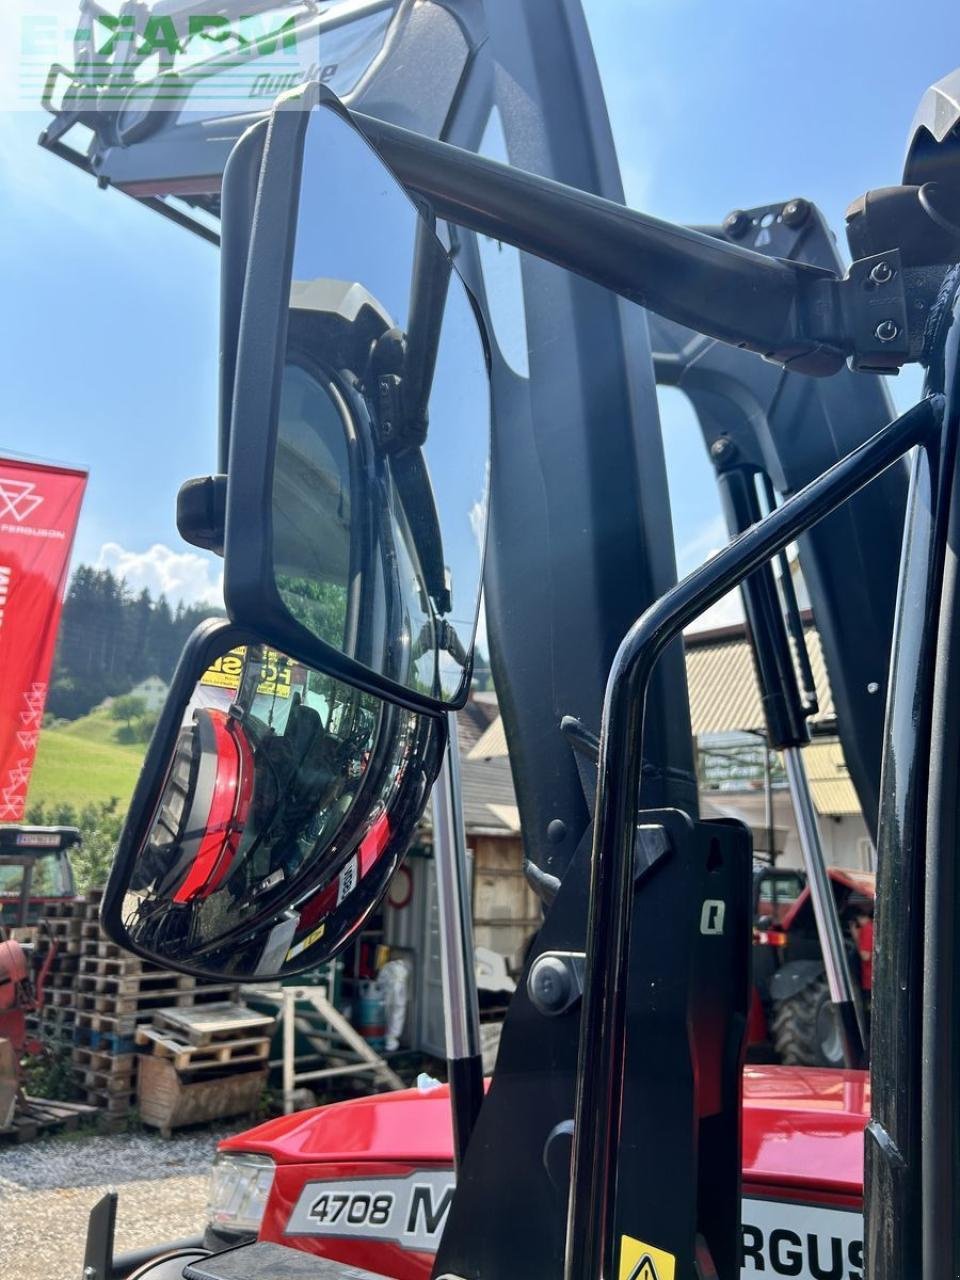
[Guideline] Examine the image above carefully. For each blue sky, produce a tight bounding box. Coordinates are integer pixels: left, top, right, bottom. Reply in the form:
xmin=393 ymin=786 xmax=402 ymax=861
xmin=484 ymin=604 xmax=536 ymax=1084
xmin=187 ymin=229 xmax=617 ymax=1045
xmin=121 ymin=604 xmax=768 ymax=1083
xmin=1 ymin=0 xmax=958 ymax=615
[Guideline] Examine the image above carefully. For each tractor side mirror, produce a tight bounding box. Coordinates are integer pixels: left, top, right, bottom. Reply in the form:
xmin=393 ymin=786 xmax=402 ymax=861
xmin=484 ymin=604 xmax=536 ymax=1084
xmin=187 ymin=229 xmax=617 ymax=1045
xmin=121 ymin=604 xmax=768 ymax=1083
xmin=102 ymin=619 xmax=444 ymax=981
xmin=223 ymin=85 xmax=491 ymax=710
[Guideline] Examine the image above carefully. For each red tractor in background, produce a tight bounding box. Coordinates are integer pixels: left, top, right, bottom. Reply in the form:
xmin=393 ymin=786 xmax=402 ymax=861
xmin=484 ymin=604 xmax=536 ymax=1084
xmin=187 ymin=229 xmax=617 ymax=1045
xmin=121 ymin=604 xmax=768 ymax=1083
xmin=0 ymin=825 xmax=79 ymax=1128
xmin=0 ymin=824 xmax=79 ymax=927
xmin=751 ymin=865 xmax=874 ymax=1068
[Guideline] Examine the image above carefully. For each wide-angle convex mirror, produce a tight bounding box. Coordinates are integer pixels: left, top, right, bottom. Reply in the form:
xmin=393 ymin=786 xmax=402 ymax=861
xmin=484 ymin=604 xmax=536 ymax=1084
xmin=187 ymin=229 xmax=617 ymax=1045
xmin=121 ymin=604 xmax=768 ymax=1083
xmin=225 ymin=85 xmax=491 ymax=709
xmin=102 ymin=620 xmax=444 ymax=980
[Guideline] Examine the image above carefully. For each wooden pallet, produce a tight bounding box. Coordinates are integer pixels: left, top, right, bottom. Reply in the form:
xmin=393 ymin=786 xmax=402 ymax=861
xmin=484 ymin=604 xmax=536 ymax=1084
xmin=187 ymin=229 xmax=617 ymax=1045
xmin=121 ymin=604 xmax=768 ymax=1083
xmin=77 ymin=971 xmax=196 ymax=997
xmin=0 ymin=1097 xmax=98 ymax=1144
xmin=75 ymin=1007 xmax=164 ymax=1044
xmin=44 ymin=919 xmax=82 ymax=953
xmin=43 ymin=900 xmax=82 ymax=920
xmin=136 ymin=1025 xmax=270 ymax=1073
xmin=80 ymin=1088 xmax=137 ymax=1116
xmin=78 ymin=954 xmax=168 ymax=979
xmin=76 ymin=987 xmax=226 ymax=1016
xmin=82 ymin=889 xmax=104 ymax=917
xmin=73 ymin=1046 xmax=137 ymax=1076
xmin=149 ymin=1003 xmax=276 ymax=1047
xmin=32 ymin=1007 xmax=76 ymax=1032
xmin=78 ymin=1066 xmax=138 ymax=1096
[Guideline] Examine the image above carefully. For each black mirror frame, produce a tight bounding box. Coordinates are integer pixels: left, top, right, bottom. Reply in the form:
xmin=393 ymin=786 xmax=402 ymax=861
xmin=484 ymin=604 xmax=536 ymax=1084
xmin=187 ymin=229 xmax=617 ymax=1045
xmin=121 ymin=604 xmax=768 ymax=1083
xmin=223 ymin=81 xmax=491 ymax=714
xmin=101 ymin=615 xmax=448 ymax=978
xmin=101 ymin=617 xmax=253 ymax=971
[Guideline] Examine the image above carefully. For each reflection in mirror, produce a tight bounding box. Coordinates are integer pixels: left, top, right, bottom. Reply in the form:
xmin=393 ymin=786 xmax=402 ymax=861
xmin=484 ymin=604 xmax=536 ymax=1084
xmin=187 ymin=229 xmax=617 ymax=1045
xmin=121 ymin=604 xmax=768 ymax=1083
xmin=117 ymin=635 xmax=443 ymax=980
xmin=271 ymin=102 xmax=490 ymax=702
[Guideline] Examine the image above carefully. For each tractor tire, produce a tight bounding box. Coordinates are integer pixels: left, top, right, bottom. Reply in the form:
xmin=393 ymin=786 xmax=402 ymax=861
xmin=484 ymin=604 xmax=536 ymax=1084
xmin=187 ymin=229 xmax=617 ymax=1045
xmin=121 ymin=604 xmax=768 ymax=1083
xmin=771 ymin=975 xmax=844 ymax=1068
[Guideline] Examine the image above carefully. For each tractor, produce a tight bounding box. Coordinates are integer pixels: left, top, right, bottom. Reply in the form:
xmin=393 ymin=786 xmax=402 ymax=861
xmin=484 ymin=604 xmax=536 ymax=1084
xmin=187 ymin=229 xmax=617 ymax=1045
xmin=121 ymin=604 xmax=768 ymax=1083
xmin=751 ymin=864 xmax=874 ymax=1068
xmin=32 ymin=4 xmax=960 ymax=1280
xmin=0 ymin=824 xmax=79 ymax=928
xmin=0 ymin=825 xmax=79 ymax=1128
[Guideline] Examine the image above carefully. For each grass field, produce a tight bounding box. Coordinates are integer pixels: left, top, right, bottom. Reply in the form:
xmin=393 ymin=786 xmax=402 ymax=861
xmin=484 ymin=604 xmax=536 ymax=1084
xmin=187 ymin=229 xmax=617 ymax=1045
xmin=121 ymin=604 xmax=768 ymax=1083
xmin=27 ymin=711 xmax=146 ymax=811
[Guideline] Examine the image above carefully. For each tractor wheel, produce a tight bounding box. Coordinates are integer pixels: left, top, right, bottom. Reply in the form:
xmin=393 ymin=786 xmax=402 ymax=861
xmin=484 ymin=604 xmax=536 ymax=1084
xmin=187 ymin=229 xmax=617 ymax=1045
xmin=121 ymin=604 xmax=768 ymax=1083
xmin=771 ymin=975 xmax=844 ymax=1068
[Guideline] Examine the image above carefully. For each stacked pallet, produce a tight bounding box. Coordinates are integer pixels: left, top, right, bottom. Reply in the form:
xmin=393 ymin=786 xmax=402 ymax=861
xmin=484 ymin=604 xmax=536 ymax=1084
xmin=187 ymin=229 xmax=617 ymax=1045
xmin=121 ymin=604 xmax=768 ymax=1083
xmin=25 ymin=899 xmax=83 ymax=1052
xmin=61 ymin=889 xmax=237 ymax=1125
xmin=135 ymin=1003 xmax=275 ymax=1137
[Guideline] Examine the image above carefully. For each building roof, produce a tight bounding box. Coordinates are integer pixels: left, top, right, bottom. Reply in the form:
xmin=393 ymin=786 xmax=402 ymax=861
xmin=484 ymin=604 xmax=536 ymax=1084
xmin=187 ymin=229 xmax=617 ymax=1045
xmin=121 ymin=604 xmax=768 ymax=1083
xmin=685 ymin=627 xmax=835 ymax=736
xmin=457 ymin=625 xmax=860 ymax=820
xmin=467 ymin=627 xmax=836 ymax=752
xmin=422 ymin=751 xmax=521 ymax=837
xmin=459 ymin=753 xmax=521 ymax=834
xmin=419 ymin=697 xmax=521 ymax=838
xmin=467 ymin=715 xmax=508 ymax=761
xmin=802 ymin=740 xmax=860 ymax=815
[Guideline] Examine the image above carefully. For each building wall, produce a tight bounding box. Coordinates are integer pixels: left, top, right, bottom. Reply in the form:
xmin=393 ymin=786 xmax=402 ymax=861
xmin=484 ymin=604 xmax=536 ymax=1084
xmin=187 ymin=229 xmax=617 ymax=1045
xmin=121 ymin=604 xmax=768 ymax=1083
xmin=469 ymin=834 xmax=539 ymax=970
xmin=701 ymin=786 xmax=876 ymax=871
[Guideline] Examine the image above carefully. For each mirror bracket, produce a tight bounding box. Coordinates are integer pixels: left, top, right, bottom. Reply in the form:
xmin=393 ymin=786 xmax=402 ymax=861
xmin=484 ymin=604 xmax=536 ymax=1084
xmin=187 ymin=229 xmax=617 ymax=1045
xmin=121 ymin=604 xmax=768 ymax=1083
xmin=177 ymin=474 xmax=227 ymax=555
xmin=375 ymin=373 xmax=430 ymax=454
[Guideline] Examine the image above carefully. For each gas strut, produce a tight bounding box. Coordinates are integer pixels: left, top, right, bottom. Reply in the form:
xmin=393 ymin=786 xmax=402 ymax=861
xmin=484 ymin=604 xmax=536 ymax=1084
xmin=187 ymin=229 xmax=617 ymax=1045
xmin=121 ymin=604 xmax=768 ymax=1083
xmin=713 ymin=460 xmax=867 ymax=1069
xmin=431 ymin=712 xmax=484 ymax=1168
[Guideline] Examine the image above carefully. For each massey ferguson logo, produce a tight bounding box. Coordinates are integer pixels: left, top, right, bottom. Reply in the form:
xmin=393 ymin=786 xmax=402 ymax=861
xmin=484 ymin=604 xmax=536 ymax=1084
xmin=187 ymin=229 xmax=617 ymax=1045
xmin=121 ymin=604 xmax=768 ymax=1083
xmin=0 ymin=477 xmax=43 ymax=523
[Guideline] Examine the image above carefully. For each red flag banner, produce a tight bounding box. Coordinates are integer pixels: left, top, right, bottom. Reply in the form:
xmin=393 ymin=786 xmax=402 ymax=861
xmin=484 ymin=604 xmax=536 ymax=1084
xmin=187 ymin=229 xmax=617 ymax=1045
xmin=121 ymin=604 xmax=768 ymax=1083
xmin=0 ymin=458 xmax=87 ymax=822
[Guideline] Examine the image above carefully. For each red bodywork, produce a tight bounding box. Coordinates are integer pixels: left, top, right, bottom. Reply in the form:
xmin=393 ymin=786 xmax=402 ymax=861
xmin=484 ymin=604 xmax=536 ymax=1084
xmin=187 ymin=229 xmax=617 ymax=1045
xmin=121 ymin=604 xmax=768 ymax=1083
xmin=0 ymin=933 xmax=56 ymax=1057
xmin=173 ymin=711 xmax=256 ymax=904
xmin=219 ymin=1065 xmax=868 ymax=1279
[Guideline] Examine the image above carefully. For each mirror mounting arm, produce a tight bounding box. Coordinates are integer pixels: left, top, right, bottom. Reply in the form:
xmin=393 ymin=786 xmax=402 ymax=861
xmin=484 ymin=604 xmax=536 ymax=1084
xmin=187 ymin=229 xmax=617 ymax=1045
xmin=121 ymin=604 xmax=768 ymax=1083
xmin=356 ymin=111 xmax=917 ymax=377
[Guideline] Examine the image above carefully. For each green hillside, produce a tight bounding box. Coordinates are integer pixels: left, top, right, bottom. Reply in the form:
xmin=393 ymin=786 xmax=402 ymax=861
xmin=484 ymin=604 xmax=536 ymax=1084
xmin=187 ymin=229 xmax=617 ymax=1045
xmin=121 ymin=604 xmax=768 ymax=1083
xmin=57 ymin=705 xmax=131 ymax=747
xmin=28 ymin=717 xmax=145 ymax=811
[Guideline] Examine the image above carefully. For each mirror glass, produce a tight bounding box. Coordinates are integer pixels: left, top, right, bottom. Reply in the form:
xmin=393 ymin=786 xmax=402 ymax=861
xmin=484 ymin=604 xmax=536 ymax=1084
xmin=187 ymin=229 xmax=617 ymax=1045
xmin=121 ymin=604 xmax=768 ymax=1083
xmin=116 ymin=635 xmax=442 ymax=979
xmin=272 ymin=103 xmax=490 ymax=702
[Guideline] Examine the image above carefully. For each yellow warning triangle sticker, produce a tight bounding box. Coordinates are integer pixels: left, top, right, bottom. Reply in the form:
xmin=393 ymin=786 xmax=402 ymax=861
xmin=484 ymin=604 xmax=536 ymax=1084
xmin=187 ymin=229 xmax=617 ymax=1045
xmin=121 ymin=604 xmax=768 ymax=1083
xmin=619 ymin=1234 xmax=677 ymax=1280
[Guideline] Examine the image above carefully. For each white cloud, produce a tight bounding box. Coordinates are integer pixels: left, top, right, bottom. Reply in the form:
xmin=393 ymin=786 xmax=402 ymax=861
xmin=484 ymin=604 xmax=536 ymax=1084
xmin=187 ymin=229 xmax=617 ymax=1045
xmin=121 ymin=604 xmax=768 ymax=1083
xmin=675 ymin=515 xmax=746 ymax=633
xmin=97 ymin=541 xmax=224 ymax=608
xmin=677 ymin=513 xmax=728 ymax=575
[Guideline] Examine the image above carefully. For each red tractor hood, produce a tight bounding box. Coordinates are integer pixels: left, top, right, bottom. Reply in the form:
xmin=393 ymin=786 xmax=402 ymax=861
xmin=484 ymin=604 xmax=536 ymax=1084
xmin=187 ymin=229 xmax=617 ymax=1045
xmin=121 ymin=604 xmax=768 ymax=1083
xmin=221 ymin=1064 xmax=868 ymax=1202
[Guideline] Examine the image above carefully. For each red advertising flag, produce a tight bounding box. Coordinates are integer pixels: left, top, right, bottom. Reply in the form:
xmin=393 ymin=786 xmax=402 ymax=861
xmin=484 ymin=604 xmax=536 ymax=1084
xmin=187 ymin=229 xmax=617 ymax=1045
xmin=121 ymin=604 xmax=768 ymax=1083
xmin=0 ymin=458 xmax=87 ymax=822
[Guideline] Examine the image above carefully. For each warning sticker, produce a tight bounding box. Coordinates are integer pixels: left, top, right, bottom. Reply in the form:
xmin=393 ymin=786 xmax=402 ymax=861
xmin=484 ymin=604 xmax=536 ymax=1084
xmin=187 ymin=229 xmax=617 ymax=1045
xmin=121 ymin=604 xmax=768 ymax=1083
xmin=619 ymin=1235 xmax=676 ymax=1280
xmin=285 ymin=922 xmax=326 ymax=962
xmin=200 ymin=647 xmax=293 ymax=698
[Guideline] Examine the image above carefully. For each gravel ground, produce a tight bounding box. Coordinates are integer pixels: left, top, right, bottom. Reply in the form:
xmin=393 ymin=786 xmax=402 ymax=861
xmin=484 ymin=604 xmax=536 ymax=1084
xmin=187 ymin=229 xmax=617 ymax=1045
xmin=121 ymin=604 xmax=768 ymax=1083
xmin=1 ymin=1127 xmax=233 ymax=1279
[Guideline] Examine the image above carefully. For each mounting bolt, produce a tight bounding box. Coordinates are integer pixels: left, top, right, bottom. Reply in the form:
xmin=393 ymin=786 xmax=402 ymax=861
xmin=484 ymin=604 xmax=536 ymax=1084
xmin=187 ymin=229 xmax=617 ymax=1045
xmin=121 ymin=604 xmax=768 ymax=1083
xmin=710 ymin=436 xmax=737 ymax=467
xmin=528 ymin=956 xmax=573 ymax=1015
xmin=723 ymin=209 xmax=750 ymax=240
xmin=869 ymin=260 xmax=894 ymax=285
xmin=782 ymin=198 xmax=811 ymax=228
xmin=528 ymin=952 xmax=585 ymax=1016
xmin=875 ymin=319 xmax=900 ymax=343
xmin=867 ymin=681 xmax=879 ymax=694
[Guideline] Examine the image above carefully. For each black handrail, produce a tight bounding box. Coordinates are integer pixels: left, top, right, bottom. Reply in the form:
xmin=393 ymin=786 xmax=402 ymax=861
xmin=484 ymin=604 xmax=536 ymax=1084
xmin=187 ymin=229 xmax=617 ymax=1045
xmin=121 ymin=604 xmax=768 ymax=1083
xmin=564 ymin=394 xmax=941 ymax=1280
